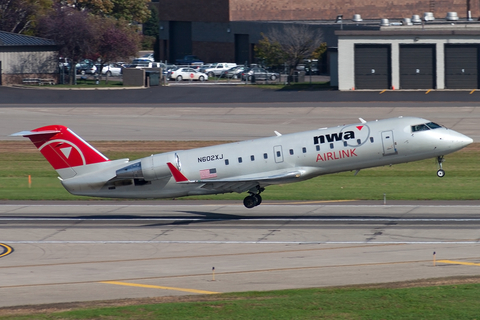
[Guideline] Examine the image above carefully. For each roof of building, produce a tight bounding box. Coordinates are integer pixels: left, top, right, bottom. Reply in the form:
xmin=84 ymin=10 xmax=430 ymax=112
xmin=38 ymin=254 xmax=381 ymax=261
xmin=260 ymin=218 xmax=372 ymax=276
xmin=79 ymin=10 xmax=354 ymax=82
xmin=0 ymin=31 xmax=56 ymax=46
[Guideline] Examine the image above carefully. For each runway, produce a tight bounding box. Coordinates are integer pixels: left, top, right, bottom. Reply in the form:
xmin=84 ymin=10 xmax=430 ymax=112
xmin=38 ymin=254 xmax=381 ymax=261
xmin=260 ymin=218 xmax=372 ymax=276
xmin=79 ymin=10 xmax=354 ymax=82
xmin=1 ymin=201 xmax=480 ymax=308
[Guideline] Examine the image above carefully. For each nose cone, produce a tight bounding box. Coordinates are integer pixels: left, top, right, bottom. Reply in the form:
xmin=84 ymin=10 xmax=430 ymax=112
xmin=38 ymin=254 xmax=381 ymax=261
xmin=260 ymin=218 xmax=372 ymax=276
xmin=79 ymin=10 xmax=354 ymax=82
xmin=446 ymin=130 xmax=473 ymax=151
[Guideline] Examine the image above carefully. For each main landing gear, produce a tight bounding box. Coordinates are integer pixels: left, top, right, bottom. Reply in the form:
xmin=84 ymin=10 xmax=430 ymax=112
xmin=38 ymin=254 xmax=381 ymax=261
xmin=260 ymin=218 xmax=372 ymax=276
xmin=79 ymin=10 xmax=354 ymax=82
xmin=243 ymin=186 xmax=265 ymax=208
xmin=436 ymin=156 xmax=445 ymax=178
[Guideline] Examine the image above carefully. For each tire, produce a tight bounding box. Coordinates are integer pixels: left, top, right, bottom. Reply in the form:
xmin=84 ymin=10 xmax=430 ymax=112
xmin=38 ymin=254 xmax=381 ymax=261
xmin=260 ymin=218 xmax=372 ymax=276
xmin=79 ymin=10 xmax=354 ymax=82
xmin=176 ymin=75 xmax=183 ymax=81
xmin=248 ymin=75 xmax=253 ymax=81
xmin=80 ymin=70 xmax=86 ymax=75
xmin=270 ymin=74 xmax=277 ymax=81
xmin=437 ymin=169 xmax=445 ymax=178
xmin=208 ymin=72 xmax=214 ymax=78
xmin=199 ymin=76 xmax=205 ymax=82
xmin=233 ymin=74 xmax=238 ymax=79
xmin=243 ymin=196 xmax=256 ymax=209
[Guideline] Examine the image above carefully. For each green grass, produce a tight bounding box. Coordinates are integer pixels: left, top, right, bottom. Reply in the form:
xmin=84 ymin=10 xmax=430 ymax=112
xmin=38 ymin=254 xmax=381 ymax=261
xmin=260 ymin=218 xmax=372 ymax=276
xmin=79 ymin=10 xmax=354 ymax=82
xmin=0 ymin=145 xmax=478 ymax=201
xmin=2 ymin=283 xmax=480 ymax=319
xmin=54 ymin=79 xmax=124 ymax=88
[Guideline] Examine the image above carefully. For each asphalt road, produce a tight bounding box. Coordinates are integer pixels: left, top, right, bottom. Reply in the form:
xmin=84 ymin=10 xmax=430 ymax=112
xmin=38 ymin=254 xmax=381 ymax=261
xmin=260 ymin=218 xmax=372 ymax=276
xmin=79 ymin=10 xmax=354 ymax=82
xmin=1 ymin=201 xmax=480 ymax=308
xmin=2 ymin=85 xmax=480 ymax=104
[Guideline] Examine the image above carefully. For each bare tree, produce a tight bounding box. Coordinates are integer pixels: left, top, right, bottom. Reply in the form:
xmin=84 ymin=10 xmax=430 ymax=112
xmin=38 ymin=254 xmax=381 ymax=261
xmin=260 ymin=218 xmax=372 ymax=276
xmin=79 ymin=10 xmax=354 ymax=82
xmin=0 ymin=0 xmax=47 ymax=34
xmin=255 ymin=24 xmax=324 ymax=76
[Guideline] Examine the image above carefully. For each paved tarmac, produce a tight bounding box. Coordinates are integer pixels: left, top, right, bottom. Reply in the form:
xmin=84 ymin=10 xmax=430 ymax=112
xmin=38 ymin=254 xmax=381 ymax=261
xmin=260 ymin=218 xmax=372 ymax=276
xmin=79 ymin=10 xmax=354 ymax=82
xmin=1 ymin=201 xmax=480 ymax=307
xmin=0 ymin=85 xmax=479 ymax=308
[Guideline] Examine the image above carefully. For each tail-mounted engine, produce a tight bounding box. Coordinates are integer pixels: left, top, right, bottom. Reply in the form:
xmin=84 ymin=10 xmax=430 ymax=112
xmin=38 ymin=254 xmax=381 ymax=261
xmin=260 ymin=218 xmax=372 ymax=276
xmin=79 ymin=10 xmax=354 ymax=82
xmin=115 ymin=152 xmax=178 ymax=181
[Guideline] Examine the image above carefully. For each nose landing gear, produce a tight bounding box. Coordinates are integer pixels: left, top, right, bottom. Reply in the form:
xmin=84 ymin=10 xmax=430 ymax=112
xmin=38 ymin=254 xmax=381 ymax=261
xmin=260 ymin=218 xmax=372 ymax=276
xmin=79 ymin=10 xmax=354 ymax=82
xmin=436 ymin=156 xmax=445 ymax=178
xmin=243 ymin=186 xmax=265 ymax=208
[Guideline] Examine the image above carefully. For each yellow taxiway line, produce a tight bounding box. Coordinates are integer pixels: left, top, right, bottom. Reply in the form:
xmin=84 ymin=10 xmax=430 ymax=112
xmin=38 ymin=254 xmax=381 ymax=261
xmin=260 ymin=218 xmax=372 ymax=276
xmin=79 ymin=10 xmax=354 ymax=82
xmin=0 ymin=243 xmax=13 ymax=258
xmin=100 ymin=281 xmax=220 ymax=294
xmin=437 ymin=260 xmax=480 ymax=267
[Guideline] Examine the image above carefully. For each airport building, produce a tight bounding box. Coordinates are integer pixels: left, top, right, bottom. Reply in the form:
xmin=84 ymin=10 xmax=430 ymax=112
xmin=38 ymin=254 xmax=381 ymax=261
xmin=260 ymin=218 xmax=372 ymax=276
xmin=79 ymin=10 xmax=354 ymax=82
xmin=156 ymin=0 xmax=480 ymax=90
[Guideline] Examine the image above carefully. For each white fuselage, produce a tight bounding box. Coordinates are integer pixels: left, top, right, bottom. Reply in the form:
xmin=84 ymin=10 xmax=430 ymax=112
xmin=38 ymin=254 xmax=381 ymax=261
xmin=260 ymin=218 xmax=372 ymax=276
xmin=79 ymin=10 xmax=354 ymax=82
xmin=60 ymin=117 xmax=472 ymax=199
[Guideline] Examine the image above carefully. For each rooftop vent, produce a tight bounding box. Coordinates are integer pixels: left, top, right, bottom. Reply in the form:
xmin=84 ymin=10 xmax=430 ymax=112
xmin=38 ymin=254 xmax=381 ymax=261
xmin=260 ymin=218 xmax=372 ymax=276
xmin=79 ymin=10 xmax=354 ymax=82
xmin=335 ymin=14 xmax=343 ymax=23
xmin=402 ymin=18 xmax=413 ymax=25
xmin=380 ymin=18 xmax=390 ymax=26
xmin=352 ymin=14 xmax=363 ymax=22
xmin=446 ymin=12 xmax=459 ymax=21
xmin=424 ymin=12 xmax=435 ymax=21
xmin=411 ymin=14 xmax=422 ymax=24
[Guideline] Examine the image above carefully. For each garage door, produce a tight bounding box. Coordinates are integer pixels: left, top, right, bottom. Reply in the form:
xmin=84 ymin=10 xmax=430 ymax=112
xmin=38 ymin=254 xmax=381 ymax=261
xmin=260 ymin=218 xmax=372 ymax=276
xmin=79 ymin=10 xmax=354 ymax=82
xmin=400 ymin=45 xmax=436 ymax=89
xmin=354 ymin=45 xmax=391 ymax=89
xmin=445 ymin=45 xmax=479 ymax=89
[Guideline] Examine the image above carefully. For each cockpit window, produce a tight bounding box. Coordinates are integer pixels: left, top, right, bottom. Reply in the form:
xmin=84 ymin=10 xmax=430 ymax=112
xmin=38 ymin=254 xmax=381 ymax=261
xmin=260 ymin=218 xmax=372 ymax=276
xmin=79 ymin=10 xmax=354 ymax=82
xmin=411 ymin=122 xmax=442 ymax=132
xmin=426 ymin=122 xmax=442 ymax=129
xmin=411 ymin=124 xmax=430 ymax=132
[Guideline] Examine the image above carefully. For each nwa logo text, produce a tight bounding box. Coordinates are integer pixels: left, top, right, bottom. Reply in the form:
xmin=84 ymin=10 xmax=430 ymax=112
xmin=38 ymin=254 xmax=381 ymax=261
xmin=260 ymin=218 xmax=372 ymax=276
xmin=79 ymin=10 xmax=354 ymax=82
xmin=313 ymin=131 xmax=355 ymax=145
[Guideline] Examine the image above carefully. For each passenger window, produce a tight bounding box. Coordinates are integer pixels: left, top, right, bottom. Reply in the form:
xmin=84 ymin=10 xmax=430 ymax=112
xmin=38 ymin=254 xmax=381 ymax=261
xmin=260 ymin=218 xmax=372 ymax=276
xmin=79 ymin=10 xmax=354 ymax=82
xmin=302 ymin=147 xmax=306 ymax=153
xmin=225 ymin=159 xmax=229 ymax=165
xmin=330 ymin=143 xmax=334 ymax=149
xmin=263 ymin=153 xmax=268 ymax=159
xmin=238 ymin=157 xmax=242 ymax=163
xmin=357 ymin=139 xmax=361 ymax=145
xmin=316 ymin=145 xmax=320 ymax=151
xmin=289 ymin=149 xmax=294 ymax=155
xmin=276 ymin=151 xmax=281 ymax=157
xmin=250 ymin=155 xmax=255 ymax=161
xmin=343 ymin=141 xmax=347 ymax=147
xmin=370 ymin=137 xmax=374 ymax=143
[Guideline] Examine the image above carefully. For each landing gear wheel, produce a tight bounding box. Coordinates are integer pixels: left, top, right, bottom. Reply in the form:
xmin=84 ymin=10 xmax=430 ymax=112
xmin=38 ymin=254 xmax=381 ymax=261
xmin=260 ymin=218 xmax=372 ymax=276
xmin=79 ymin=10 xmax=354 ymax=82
xmin=253 ymin=194 xmax=262 ymax=206
xmin=436 ymin=156 xmax=445 ymax=178
xmin=243 ymin=195 xmax=257 ymax=209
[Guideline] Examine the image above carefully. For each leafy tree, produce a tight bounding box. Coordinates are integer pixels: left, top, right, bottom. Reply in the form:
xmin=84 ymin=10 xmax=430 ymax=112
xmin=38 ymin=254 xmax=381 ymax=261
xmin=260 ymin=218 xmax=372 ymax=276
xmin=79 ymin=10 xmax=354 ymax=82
xmin=255 ymin=24 xmax=324 ymax=76
xmin=37 ymin=4 xmax=97 ymax=84
xmin=110 ymin=0 xmax=150 ymax=23
xmin=0 ymin=0 xmax=52 ymax=34
xmin=92 ymin=16 xmax=140 ymax=82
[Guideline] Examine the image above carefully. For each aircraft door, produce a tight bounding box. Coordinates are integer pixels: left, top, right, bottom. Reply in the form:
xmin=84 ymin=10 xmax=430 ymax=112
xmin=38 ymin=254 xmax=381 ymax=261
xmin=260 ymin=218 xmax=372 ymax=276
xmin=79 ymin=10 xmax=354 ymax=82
xmin=381 ymin=130 xmax=397 ymax=156
xmin=273 ymin=145 xmax=284 ymax=163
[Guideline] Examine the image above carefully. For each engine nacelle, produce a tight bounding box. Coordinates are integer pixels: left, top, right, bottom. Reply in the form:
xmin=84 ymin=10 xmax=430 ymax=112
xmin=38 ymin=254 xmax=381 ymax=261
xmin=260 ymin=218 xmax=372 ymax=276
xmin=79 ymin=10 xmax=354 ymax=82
xmin=115 ymin=153 xmax=178 ymax=181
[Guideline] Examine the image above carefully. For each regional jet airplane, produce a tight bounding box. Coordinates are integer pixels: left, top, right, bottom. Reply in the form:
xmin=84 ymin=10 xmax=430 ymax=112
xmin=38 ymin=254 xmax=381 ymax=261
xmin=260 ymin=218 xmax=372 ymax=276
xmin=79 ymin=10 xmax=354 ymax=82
xmin=11 ymin=117 xmax=472 ymax=208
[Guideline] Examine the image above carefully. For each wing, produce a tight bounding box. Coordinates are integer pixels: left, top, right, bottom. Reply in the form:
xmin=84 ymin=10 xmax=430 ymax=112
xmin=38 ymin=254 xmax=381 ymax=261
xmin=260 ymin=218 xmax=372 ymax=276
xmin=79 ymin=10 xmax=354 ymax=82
xmin=166 ymin=162 xmax=308 ymax=193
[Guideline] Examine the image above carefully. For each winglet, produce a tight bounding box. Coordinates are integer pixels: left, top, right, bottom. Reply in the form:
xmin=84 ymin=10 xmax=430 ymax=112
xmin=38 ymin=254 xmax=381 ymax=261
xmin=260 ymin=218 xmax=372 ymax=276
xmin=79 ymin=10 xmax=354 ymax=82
xmin=167 ymin=162 xmax=189 ymax=182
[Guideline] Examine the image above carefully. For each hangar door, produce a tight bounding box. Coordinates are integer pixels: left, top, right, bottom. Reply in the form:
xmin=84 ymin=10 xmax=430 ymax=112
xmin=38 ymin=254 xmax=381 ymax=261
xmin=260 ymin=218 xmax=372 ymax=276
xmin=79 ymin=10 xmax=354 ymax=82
xmin=400 ymin=45 xmax=436 ymax=89
xmin=354 ymin=45 xmax=391 ymax=89
xmin=445 ymin=45 xmax=479 ymax=89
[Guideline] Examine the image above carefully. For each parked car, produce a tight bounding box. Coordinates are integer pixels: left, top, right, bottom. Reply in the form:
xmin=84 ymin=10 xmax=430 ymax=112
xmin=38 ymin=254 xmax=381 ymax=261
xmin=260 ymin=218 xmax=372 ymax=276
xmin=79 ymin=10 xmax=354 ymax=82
xmin=241 ymin=67 xmax=279 ymax=81
xmin=202 ymin=63 xmax=237 ymax=78
xmin=223 ymin=65 xmax=247 ymax=79
xmin=76 ymin=59 xmax=97 ymax=75
xmin=99 ymin=63 xmax=123 ymax=77
xmin=129 ymin=59 xmax=165 ymax=69
xmin=138 ymin=53 xmax=154 ymax=62
xmin=169 ymin=67 xmax=208 ymax=81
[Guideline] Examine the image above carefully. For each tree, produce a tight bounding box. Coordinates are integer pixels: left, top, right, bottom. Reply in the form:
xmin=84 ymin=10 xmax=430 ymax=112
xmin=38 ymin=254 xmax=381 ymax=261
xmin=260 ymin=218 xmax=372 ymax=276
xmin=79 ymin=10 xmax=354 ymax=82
xmin=37 ymin=5 xmax=97 ymax=84
xmin=255 ymin=24 xmax=324 ymax=76
xmin=0 ymin=0 xmax=52 ymax=34
xmin=92 ymin=16 xmax=140 ymax=82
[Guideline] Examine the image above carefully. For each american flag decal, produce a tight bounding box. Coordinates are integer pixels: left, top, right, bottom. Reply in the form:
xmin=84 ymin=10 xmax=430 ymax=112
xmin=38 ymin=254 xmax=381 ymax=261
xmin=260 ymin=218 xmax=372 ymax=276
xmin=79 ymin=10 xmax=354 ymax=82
xmin=200 ymin=168 xmax=217 ymax=179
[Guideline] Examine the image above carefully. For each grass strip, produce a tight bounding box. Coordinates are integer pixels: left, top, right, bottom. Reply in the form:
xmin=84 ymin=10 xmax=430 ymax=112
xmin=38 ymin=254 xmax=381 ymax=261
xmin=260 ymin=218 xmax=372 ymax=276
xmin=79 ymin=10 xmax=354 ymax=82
xmin=2 ymin=282 xmax=480 ymax=319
